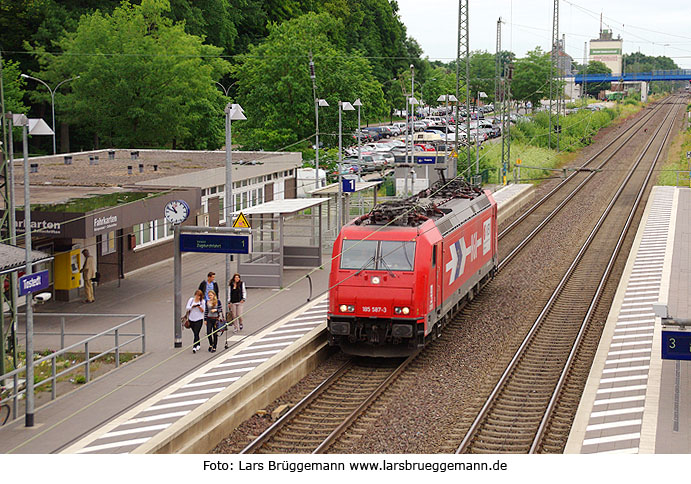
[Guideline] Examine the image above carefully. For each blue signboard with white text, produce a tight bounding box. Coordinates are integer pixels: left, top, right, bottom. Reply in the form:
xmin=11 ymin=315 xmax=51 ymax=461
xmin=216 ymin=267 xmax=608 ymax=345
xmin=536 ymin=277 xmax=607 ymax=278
xmin=662 ymin=330 xmax=691 ymax=361
xmin=342 ymin=179 xmax=355 ymax=193
xmin=180 ymin=233 xmax=251 ymax=254
xmin=416 ymin=156 xmax=436 ymax=165
xmin=19 ymin=270 xmax=50 ymax=296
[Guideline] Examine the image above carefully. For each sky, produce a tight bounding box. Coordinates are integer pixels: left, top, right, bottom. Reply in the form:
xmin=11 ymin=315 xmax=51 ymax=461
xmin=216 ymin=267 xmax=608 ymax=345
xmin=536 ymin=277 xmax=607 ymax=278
xmin=396 ymin=0 xmax=691 ymax=68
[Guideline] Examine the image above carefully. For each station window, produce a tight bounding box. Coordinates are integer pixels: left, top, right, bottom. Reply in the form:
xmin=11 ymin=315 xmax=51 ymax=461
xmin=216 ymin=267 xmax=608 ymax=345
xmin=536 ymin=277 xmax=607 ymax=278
xmin=101 ymin=231 xmax=116 ymax=255
xmin=209 ymin=186 xmax=217 ymax=195
xmin=133 ymin=218 xmax=172 ymax=249
xmin=218 ymin=196 xmax=225 ymax=220
xmin=242 ymin=192 xmax=248 ymax=209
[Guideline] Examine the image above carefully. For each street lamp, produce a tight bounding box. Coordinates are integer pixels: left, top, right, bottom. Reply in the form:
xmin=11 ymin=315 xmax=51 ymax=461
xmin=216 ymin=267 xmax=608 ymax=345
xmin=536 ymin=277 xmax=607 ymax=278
xmin=314 ymin=98 xmax=329 ymax=192
xmin=224 ymin=102 xmax=245 ymax=315
xmin=337 ymin=101 xmax=355 ymax=229
xmin=353 ymin=99 xmax=363 ymax=171
xmin=7 ymin=113 xmax=53 ymax=426
xmin=21 ymin=73 xmax=80 ymax=155
xmin=215 ymin=80 xmax=239 ymax=97
xmin=438 ymin=94 xmax=457 ymax=179
xmin=475 ymin=91 xmax=488 ymax=175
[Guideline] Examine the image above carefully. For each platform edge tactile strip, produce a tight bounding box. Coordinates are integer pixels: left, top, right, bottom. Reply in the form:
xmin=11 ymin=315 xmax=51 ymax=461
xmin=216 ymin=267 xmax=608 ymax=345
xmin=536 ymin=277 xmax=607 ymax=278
xmin=564 ymin=186 xmax=677 ymax=454
xmin=60 ymin=295 xmax=329 ymax=454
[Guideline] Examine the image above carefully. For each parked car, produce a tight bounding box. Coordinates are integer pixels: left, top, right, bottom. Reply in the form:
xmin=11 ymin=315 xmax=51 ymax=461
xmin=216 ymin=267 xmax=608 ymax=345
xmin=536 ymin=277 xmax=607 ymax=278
xmin=367 ymin=126 xmax=393 ymax=138
xmin=387 ymin=125 xmax=402 ymax=136
xmin=412 ymin=121 xmax=427 ymax=132
xmin=361 ymin=128 xmax=381 ymax=141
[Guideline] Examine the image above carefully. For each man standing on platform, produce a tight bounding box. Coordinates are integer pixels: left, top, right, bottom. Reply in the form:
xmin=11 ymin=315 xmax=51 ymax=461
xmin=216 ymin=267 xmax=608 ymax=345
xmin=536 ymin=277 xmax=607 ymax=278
xmin=82 ymin=249 xmax=96 ymax=303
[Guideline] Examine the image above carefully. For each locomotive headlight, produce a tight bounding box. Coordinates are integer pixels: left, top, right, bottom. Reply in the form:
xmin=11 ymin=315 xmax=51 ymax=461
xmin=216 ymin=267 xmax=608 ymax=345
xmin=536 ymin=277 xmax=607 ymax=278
xmin=347 ymin=305 xmax=355 ymax=312
xmin=339 ymin=304 xmax=355 ymax=313
xmin=371 ymin=276 xmax=381 ymax=284
xmin=394 ymin=306 xmax=410 ymax=315
xmin=339 ymin=304 xmax=348 ymax=312
xmin=394 ymin=307 xmax=401 ymax=314
xmin=401 ymin=307 xmax=410 ymax=315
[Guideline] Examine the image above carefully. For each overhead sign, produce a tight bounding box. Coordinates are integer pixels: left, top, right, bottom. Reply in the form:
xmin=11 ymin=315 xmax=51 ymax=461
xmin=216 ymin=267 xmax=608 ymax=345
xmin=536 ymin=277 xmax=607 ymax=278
xmin=179 ymin=233 xmax=251 ymax=254
xmin=416 ymin=156 xmax=436 ymax=165
xmin=686 ymin=151 xmax=691 ymax=159
xmin=232 ymin=212 xmax=250 ymax=229
xmin=662 ymin=330 xmax=691 ymax=361
xmin=19 ymin=270 xmax=50 ymax=297
xmin=342 ymin=178 xmax=355 ymax=193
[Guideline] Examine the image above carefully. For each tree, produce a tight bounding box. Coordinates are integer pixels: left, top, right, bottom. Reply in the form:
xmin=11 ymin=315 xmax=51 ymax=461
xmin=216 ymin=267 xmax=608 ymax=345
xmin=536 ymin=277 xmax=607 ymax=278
xmin=1 ymin=59 xmax=28 ymax=115
xmin=583 ymin=60 xmax=611 ymax=96
xmin=31 ymin=0 xmax=231 ymax=149
xmin=233 ymin=12 xmax=386 ymax=150
xmin=511 ymin=47 xmax=551 ymax=110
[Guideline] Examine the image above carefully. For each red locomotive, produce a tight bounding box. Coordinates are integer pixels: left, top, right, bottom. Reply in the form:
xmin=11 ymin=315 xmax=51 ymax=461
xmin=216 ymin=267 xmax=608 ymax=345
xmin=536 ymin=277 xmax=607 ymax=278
xmin=327 ymin=178 xmax=498 ymax=356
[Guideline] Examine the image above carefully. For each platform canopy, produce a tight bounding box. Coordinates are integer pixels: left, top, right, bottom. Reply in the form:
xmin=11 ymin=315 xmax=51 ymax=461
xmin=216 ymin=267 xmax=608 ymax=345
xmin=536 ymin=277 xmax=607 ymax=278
xmin=0 ymin=244 xmax=52 ymax=275
xmin=309 ymin=180 xmax=382 ymax=196
xmin=234 ymin=198 xmax=329 ymax=288
xmin=235 ymin=197 xmax=329 ymax=216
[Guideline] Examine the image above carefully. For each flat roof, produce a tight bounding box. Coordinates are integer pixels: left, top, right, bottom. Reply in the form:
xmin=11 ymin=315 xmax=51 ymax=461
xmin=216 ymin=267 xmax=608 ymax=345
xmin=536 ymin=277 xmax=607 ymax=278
xmin=13 ymin=149 xmax=301 ymax=188
xmin=309 ymin=180 xmax=382 ymax=195
xmin=236 ymin=198 xmax=329 ymax=216
xmin=0 ymin=244 xmax=52 ymax=275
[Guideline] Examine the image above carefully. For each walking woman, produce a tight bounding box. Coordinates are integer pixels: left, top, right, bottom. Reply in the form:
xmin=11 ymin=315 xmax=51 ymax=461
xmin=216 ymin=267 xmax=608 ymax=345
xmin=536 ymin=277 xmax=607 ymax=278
xmin=186 ymin=289 xmax=206 ymax=353
xmin=228 ymin=273 xmax=247 ymax=332
xmin=204 ymin=290 xmax=223 ymax=353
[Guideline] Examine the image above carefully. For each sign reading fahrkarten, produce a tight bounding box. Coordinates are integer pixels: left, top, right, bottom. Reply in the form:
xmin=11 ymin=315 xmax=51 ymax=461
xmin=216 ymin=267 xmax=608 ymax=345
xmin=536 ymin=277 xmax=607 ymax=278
xmin=19 ymin=270 xmax=50 ymax=297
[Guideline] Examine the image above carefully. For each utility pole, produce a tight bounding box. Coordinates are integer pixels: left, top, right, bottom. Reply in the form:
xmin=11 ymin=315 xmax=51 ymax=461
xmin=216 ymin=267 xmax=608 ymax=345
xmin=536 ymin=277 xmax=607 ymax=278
xmin=0 ymin=50 xmax=19 ymax=379
xmin=495 ymin=17 xmax=502 ymax=116
xmin=583 ymin=42 xmax=588 ymax=106
xmin=309 ymin=52 xmax=320 ymax=195
xmin=549 ymin=0 xmax=559 ymax=151
xmin=455 ymin=0 xmax=470 ymax=179
xmin=502 ymin=64 xmax=513 ymax=185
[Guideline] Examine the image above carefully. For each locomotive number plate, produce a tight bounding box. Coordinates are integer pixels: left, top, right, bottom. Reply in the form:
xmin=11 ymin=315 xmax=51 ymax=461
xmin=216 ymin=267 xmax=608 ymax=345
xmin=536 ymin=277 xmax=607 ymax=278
xmin=362 ymin=306 xmax=387 ymax=314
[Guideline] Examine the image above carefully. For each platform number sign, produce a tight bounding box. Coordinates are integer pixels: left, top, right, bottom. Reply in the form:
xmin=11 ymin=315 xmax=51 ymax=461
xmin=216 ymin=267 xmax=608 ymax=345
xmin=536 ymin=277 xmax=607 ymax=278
xmin=342 ymin=179 xmax=355 ymax=193
xmin=662 ymin=330 xmax=691 ymax=361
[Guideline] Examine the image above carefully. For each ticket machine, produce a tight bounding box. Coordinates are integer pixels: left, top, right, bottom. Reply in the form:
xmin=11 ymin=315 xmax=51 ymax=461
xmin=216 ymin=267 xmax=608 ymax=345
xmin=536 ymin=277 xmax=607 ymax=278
xmin=54 ymin=248 xmax=81 ymax=301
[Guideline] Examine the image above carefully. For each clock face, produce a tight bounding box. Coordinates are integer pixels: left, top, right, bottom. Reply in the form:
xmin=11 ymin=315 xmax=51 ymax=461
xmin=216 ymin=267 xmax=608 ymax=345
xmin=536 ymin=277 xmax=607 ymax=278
xmin=164 ymin=200 xmax=190 ymax=225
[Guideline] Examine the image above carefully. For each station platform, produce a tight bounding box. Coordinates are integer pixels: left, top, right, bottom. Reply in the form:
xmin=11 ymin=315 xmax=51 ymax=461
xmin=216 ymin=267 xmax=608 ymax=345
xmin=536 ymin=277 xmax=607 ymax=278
xmin=566 ymin=186 xmax=691 ymax=454
xmin=0 ymin=181 xmax=531 ymax=454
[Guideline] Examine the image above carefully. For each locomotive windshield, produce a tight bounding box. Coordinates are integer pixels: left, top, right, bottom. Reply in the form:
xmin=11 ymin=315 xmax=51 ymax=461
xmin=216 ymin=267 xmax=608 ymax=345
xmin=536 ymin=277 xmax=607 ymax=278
xmin=340 ymin=240 xmax=416 ymax=271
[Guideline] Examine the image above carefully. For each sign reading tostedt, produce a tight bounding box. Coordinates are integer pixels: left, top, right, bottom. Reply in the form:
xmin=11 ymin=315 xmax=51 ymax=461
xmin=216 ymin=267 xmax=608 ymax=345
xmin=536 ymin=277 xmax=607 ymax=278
xmin=19 ymin=270 xmax=50 ymax=297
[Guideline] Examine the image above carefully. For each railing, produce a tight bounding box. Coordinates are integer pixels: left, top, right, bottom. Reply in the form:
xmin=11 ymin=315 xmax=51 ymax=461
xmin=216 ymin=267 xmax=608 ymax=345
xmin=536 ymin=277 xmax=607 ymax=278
xmin=0 ymin=313 xmax=145 ymax=423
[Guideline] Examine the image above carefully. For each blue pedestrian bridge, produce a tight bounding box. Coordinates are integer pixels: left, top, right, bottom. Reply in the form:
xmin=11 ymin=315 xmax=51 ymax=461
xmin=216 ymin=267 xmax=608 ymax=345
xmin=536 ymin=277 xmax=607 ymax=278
xmin=573 ymin=69 xmax=691 ymax=84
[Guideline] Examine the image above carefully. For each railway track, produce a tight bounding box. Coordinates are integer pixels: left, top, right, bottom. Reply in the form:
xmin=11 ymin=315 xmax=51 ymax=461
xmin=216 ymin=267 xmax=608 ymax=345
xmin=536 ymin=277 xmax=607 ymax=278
xmin=218 ymin=96 xmax=684 ymax=455
xmin=241 ymin=355 xmax=413 ymax=454
xmin=497 ymin=97 xmax=670 ymax=268
xmin=451 ymin=95 xmax=684 ymax=454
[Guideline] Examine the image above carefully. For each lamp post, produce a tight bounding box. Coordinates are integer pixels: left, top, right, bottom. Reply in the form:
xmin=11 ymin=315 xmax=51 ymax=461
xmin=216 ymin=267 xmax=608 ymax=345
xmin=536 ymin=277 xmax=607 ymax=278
xmin=437 ymin=94 xmax=457 ymax=179
xmin=21 ymin=74 xmax=79 ymax=155
xmin=215 ymin=80 xmax=239 ymax=97
xmin=9 ymin=113 xmax=53 ymax=426
xmin=353 ymin=98 xmax=363 ymax=170
xmin=314 ymin=98 xmax=329 ymax=192
xmin=224 ymin=103 xmax=245 ymax=315
xmin=475 ymin=91 xmax=488 ymax=176
xmin=337 ymin=101 xmax=355 ymax=229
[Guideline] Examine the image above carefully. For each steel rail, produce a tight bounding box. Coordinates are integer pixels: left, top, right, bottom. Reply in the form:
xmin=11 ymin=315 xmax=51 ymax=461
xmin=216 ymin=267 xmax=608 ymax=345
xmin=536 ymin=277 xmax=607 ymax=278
xmin=529 ymin=96 xmax=684 ymax=453
xmin=312 ymin=352 xmax=417 ymax=454
xmin=455 ymin=95 xmax=681 ymax=454
xmin=498 ymin=98 xmax=666 ymax=243
xmin=239 ymin=359 xmax=353 ymax=454
xmin=498 ymin=98 xmax=670 ymax=271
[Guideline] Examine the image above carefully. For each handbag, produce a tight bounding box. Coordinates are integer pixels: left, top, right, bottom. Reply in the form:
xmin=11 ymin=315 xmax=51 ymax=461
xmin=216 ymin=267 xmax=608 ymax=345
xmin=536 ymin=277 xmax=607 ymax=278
xmin=181 ymin=309 xmax=190 ymax=329
xmin=216 ymin=317 xmax=227 ymax=335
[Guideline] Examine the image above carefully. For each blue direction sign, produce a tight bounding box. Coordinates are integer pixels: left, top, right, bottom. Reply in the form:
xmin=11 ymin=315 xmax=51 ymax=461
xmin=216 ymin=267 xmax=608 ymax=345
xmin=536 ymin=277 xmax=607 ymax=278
xmin=416 ymin=155 xmax=436 ymax=165
xmin=180 ymin=233 xmax=251 ymax=254
xmin=662 ymin=330 xmax=691 ymax=361
xmin=19 ymin=270 xmax=50 ymax=297
xmin=342 ymin=178 xmax=355 ymax=193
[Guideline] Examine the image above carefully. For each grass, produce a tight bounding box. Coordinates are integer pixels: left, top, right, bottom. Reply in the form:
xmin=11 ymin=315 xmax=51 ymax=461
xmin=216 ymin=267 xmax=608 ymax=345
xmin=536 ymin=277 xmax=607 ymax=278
xmin=31 ymin=191 xmax=156 ymax=213
xmin=657 ymin=108 xmax=691 ymax=187
xmin=3 ymin=350 xmax=139 ymax=394
xmin=463 ymin=99 xmax=646 ymax=186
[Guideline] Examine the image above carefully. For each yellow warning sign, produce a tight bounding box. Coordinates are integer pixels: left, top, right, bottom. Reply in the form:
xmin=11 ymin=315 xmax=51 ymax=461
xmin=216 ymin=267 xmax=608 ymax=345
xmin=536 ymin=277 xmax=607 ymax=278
xmin=232 ymin=212 xmax=250 ymax=228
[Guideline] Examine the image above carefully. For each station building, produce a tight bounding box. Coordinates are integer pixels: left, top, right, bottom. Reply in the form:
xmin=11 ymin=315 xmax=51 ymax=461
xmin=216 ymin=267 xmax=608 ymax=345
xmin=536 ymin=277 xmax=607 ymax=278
xmin=2 ymin=148 xmax=301 ymax=301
